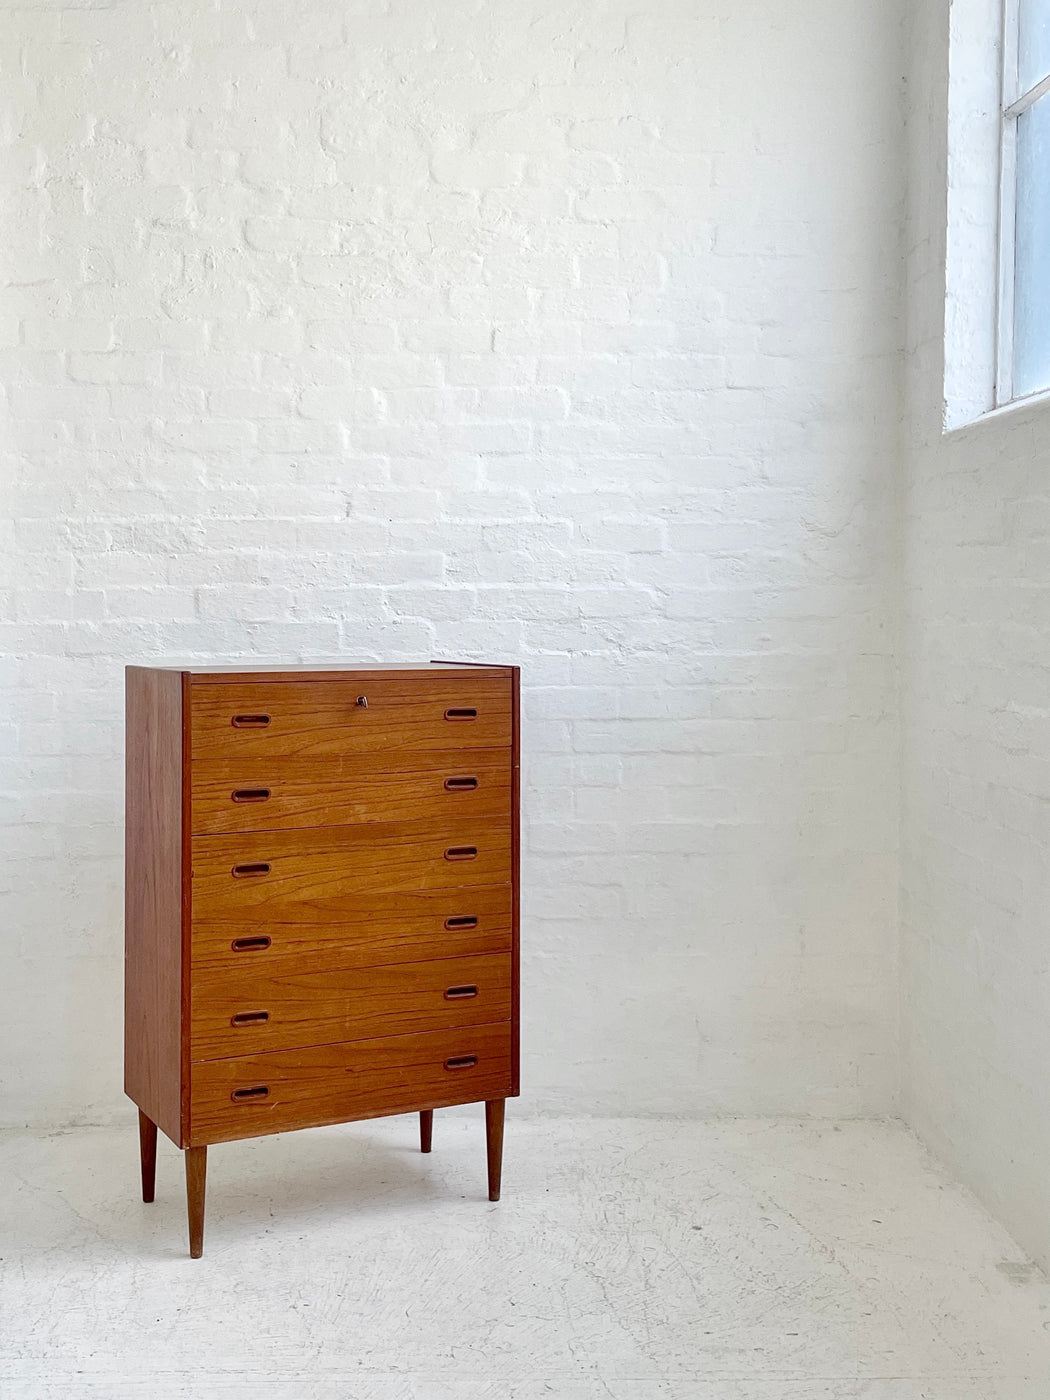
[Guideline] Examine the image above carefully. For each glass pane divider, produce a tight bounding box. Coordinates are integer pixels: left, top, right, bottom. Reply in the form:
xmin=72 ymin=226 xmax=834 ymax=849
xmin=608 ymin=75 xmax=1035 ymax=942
xmin=996 ymin=0 xmax=1020 ymax=405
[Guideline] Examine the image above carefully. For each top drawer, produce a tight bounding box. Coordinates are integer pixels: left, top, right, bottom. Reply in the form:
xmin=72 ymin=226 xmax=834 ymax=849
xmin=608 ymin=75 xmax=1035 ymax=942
xmin=191 ymin=677 xmax=512 ymax=760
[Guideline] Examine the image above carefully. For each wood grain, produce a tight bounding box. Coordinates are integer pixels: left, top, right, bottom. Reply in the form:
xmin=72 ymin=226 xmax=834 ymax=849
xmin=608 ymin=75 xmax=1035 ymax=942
xmin=127 ymin=660 xmax=520 ymax=1250
xmin=191 ymin=883 xmax=512 ymax=974
xmin=180 ymin=671 xmax=192 ymax=1144
xmin=510 ymin=665 xmax=521 ymax=1097
xmin=138 ymin=1110 xmax=158 ymax=1203
xmin=485 ymin=1098 xmax=505 ymax=1202
xmin=191 ymin=951 xmax=512 ymax=1060
xmin=190 ymin=748 xmax=511 ymax=835
xmin=185 ymin=1146 xmax=206 ymax=1259
xmin=191 ymin=676 xmax=512 ymax=758
xmin=188 ymin=665 xmax=515 ymax=682
xmin=191 ymin=819 xmax=511 ymax=918
xmin=189 ymin=1021 xmax=514 ymax=1146
xmin=124 ymin=666 xmax=185 ymax=1148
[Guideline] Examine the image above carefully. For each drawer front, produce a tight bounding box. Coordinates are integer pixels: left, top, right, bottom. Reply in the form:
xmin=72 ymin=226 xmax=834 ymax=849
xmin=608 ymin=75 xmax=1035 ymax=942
xmin=190 ymin=1021 xmax=513 ymax=1145
xmin=191 ymin=749 xmax=511 ymax=836
xmin=192 ymin=884 xmax=513 ymax=973
xmin=192 ymin=821 xmax=511 ymax=920
xmin=191 ymin=677 xmax=512 ymax=759
xmin=191 ymin=952 xmax=512 ymax=1061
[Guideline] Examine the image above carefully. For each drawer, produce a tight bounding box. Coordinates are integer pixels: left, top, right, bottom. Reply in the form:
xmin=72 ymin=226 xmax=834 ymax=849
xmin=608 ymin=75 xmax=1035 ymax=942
xmin=191 ymin=676 xmax=512 ymax=759
xmin=192 ymin=820 xmax=511 ymax=918
xmin=189 ymin=1021 xmax=513 ymax=1145
xmin=191 ymin=749 xmax=510 ymax=835
xmin=191 ymin=952 xmax=512 ymax=1061
xmin=192 ymin=884 xmax=513 ymax=973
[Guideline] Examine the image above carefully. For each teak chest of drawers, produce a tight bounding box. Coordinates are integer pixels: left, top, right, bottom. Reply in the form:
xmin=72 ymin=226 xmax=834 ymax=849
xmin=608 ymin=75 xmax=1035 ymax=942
xmin=124 ymin=661 xmax=520 ymax=1257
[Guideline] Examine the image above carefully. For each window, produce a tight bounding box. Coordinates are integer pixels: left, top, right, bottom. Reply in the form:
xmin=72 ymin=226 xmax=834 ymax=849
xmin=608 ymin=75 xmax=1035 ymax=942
xmin=998 ymin=0 xmax=1050 ymax=404
xmin=942 ymin=0 xmax=1049 ymax=429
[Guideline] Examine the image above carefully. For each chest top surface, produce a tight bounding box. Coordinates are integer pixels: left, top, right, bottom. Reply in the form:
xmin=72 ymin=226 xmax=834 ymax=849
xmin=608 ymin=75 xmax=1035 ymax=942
xmin=130 ymin=661 xmax=516 ymax=682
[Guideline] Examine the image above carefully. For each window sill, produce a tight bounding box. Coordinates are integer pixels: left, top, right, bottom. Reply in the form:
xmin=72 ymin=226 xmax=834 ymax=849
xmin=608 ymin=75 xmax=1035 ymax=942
xmin=943 ymin=384 xmax=1050 ymax=437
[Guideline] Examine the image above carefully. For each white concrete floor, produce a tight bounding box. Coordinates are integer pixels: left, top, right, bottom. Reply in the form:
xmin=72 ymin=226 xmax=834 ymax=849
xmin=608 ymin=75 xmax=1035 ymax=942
xmin=3 ymin=1116 xmax=1050 ymax=1398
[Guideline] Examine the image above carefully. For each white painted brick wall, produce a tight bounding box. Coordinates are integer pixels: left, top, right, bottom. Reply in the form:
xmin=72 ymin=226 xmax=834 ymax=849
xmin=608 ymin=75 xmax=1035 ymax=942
xmin=903 ymin=1 xmax=1050 ymax=1270
xmin=1 ymin=0 xmax=904 ymax=1127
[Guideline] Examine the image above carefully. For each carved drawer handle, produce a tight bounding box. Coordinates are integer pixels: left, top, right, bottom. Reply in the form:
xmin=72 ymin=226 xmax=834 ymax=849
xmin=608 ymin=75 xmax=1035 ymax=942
xmin=231 ymin=936 xmax=271 ymax=952
xmin=232 ymin=788 xmax=270 ymax=803
xmin=231 ymin=1085 xmax=269 ymax=1101
xmin=444 ymin=985 xmax=478 ymax=1000
xmin=444 ymin=846 xmax=478 ymax=861
xmin=232 ymin=862 xmax=270 ymax=878
xmin=444 ymin=1055 xmax=478 ymax=1070
xmin=444 ymin=915 xmax=478 ymax=930
xmin=444 ymin=707 xmax=477 ymax=721
xmin=443 ymin=776 xmax=479 ymax=791
xmin=231 ymin=1010 xmax=270 ymax=1026
xmin=231 ymin=714 xmax=270 ymax=728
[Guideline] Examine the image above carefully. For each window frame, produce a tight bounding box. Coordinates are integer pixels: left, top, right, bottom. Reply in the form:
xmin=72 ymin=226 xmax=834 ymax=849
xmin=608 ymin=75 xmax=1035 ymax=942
xmin=996 ymin=0 xmax=1050 ymax=406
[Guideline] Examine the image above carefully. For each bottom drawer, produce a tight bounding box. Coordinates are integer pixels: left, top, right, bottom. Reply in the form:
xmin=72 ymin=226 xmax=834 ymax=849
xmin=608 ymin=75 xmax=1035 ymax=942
xmin=189 ymin=1021 xmax=513 ymax=1145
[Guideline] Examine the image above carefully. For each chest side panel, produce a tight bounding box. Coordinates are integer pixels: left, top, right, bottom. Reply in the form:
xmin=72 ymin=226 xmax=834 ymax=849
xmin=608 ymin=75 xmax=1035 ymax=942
xmin=125 ymin=667 xmax=186 ymax=1146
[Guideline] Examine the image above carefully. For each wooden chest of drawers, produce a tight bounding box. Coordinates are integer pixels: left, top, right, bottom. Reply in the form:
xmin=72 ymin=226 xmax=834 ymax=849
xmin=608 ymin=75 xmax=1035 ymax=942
xmin=124 ymin=662 xmax=520 ymax=1257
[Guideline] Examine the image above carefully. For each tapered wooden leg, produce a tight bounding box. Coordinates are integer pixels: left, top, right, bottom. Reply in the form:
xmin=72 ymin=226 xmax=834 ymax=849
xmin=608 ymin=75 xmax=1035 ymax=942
xmin=419 ymin=1109 xmax=433 ymax=1153
xmin=138 ymin=1110 xmax=158 ymax=1204
xmin=185 ymin=1146 xmax=207 ymax=1259
xmin=485 ymin=1099 xmax=505 ymax=1202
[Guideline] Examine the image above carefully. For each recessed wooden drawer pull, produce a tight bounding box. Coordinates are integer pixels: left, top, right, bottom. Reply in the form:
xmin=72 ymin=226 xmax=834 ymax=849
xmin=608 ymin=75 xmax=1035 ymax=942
xmin=231 ymin=1010 xmax=270 ymax=1026
xmin=231 ymin=1084 xmax=269 ymax=1101
xmin=444 ymin=1055 xmax=478 ymax=1070
xmin=231 ymin=936 xmax=271 ymax=952
xmin=232 ymin=862 xmax=271 ymax=878
xmin=231 ymin=788 xmax=270 ymax=803
xmin=444 ymin=985 xmax=478 ymax=1000
xmin=444 ymin=915 xmax=478 ymax=930
xmin=231 ymin=714 xmax=271 ymax=728
xmin=444 ymin=707 xmax=477 ymax=720
xmin=443 ymin=775 xmax=479 ymax=791
xmin=444 ymin=845 xmax=478 ymax=861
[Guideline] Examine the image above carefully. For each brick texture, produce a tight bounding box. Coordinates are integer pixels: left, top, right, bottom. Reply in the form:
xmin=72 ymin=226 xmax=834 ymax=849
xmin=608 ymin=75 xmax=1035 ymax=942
xmin=903 ymin=0 xmax=1050 ymax=1270
xmin=1 ymin=0 xmax=904 ymax=1126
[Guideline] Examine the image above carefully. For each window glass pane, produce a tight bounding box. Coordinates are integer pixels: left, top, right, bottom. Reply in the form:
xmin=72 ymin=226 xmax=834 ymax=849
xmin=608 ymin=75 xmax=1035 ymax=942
xmin=1013 ymin=90 xmax=1050 ymax=397
xmin=1019 ymin=0 xmax=1050 ymax=94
